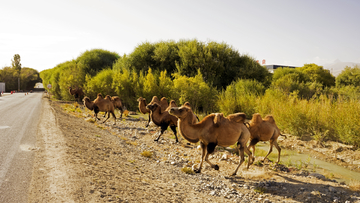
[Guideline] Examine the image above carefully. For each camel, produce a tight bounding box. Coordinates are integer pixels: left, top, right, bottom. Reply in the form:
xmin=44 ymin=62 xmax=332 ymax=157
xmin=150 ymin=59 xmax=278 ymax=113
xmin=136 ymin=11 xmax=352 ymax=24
xmin=83 ymin=93 xmax=116 ymax=125
xmin=247 ymin=113 xmax=285 ymax=164
xmin=169 ymin=106 xmax=253 ymax=175
xmin=146 ymin=102 xmax=178 ymax=142
xmin=69 ymin=86 xmax=84 ymax=103
xmin=137 ymin=96 xmax=169 ymax=127
xmin=104 ymin=95 xmax=124 ymax=119
xmin=137 ymin=97 xmax=151 ymax=127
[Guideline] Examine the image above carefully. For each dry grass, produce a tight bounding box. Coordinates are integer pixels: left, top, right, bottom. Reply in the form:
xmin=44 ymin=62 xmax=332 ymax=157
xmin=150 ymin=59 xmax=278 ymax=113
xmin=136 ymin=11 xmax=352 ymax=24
xmin=141 ymin=151 xmax=152 ymax=158
xmin=349 ymin=180 xmax=360 ymax=191
xmin=181 ymin=167 xmax=195 ymax=175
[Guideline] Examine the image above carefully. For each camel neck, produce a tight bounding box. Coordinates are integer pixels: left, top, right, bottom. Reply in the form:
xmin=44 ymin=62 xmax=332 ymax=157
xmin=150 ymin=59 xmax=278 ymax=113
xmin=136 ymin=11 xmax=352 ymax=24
xmin=150 ymin=107 xmax=164 ymax=125
xmin=177 ymin=113 xmax=201 ymax=143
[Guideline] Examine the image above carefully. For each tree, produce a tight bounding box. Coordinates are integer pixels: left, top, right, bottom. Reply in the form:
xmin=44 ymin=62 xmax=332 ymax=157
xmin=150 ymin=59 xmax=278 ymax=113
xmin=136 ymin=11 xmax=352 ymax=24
xmin=299 ymin=63 xmax=335 ymax=87
xmin=11 ymin=54 xmax=21 ymax=74
xmin=336 ymin=65 xmax=360 ymax=87
xmin=11 ymin=54 xmax=21 ymax=91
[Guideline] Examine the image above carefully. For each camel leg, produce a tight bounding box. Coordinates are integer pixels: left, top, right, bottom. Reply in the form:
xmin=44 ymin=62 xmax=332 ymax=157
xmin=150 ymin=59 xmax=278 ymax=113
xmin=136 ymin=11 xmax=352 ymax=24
xmin=170 ymin=125 xmax=178 ymax=142
xmin=204 ymin=142 xmax=219 ymax=170
xmin=232 ymin=144 xmax=245 ymax=176
xmin=273 ymin=140 xmax=281 ymax=163
xmin=103 ymin=112 xmax=108 ymax=118
xmin=263 ymin=140 xmax=274 ymax=162
xmin=248 ymin=138 xmax=259 ymax=164
xmin=194 ymin=142 xmax=207 ymax=173
xmin=119 ymin=108 xmax=123 ymax=119
xmin=145 ymin=114 xmax=151 ymax=127
xmin=154 ymin=127 xmax=166 ymax=142
xmin=245 ymin=146 xmax=253 ymax=169
xmin=111 ymin=111 xmax=116 ymax=125
xmin=94 ymin=107 xmax=100 ymax=120
xmin=102 ymin=112 xmax=111 ymax=124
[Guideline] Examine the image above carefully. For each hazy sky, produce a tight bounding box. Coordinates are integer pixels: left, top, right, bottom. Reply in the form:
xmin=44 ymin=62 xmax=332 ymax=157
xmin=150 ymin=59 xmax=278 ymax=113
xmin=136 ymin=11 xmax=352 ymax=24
xmin=1 ymin=0 xmax=359 ymax=72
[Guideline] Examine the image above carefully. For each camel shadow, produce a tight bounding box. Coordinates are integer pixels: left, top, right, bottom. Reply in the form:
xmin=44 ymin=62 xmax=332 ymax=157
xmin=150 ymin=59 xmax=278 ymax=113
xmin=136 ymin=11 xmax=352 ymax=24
xmin=226 ymin=173 xmax=356 ymax=202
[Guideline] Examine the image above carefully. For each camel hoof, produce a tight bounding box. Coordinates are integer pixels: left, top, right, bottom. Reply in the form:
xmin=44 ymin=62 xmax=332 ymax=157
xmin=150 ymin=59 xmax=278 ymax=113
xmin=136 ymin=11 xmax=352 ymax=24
xmin=194 ymin=169 xmax=201 ymax=173
xmin=214 ymin=165 xmax=219 ymax=170
xmin=231 ymin=172 xmax=236 ymax=176
xmin=154 ymin=139 xmax=159 ymax=142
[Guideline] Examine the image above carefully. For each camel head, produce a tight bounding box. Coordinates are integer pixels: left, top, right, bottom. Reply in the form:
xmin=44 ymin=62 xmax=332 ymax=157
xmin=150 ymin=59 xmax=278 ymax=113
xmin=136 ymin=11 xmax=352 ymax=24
xmin=146 ymin=102 xmax=160 ymax=112
xmin=137 ymin=97 xmax=145 ymax=102
xmin=168 ymin=106 xmax=192 ymax=119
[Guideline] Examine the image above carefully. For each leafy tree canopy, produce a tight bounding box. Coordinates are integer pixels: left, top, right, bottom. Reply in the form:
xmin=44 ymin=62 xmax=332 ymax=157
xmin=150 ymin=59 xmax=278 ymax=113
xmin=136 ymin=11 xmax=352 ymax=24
xmin=298 ymin=63 xmax=335 ymax=87
xmin=336 ymin=65 xmax=360 ymax=87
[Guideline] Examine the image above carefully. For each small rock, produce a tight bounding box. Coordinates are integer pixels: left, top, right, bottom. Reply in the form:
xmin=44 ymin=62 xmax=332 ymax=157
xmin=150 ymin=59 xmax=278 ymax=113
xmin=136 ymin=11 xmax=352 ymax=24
xmin=309 ymin=173 xmax=326 ymax=180
xmin=328 ymin=186 xmax=336 ymax=193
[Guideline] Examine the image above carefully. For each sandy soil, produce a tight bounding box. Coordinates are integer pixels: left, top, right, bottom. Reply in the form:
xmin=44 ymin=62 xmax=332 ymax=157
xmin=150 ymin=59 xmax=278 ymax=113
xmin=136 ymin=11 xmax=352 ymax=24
xmin=28 ymin=95 xmax=360 ymax=203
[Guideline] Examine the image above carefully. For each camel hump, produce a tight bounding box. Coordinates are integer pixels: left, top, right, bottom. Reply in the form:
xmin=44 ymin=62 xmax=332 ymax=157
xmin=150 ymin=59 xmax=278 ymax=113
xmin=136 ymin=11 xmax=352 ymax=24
xmin=97 ymin=93 xmax=103 ymax=98
xmin=105 ymin=95 xmax=112 ymax=100
xmin=213 ymin=113 xmax=224 ymax=126
xmin=227 ymin=113 xmax=246 ymax=123
xmin=150 ymin=96 xmax=160 ymax=104
xmin=251 ymin=113 xmax=263 ymax=124
xmin=264 ymin=115 xmax=276 ymax=124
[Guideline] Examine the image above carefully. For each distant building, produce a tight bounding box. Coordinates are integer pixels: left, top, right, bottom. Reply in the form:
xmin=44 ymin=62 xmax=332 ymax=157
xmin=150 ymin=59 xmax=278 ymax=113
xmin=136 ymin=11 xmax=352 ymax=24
xmin=0 ymin=82 xmax=5 ymax=93
xmin=266 ymin=65 xmax=298 ymax=73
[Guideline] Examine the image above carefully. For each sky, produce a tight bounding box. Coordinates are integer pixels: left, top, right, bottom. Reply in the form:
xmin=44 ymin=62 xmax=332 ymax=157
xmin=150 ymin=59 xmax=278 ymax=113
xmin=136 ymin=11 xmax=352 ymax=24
xmin=1 ymin=0 xmax=359 ymax=73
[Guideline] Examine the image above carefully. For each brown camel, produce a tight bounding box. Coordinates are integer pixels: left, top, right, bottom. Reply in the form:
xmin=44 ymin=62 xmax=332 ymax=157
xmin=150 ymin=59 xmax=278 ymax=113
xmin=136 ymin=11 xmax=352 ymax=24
xmin=137 ymin=97 xmax=151 ymax=127
xmin=83 ymin=93 xmax=116 ymax=125
xmin=169 ymin=106 xmax=253 ymax=175
xmin=104 ymin=95 xmax=124 ymax=119
xmin=68 ymin=86 xmax=84 ymax=102
xmin=146 ymin=102 xmax=178 ymax=142
xmin=247 ymin=113 xmax=285 ymax=164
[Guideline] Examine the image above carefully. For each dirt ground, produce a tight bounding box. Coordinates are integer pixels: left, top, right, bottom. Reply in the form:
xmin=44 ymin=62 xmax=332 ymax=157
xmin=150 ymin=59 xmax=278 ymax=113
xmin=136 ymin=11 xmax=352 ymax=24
xmin=28 ymin=95 xmax=360 ymax=203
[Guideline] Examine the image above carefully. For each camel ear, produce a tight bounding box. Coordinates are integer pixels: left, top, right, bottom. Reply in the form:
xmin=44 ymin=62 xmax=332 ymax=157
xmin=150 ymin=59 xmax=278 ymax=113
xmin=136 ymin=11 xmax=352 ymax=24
xmin=213 ymin=113 xmax=223 ymax=126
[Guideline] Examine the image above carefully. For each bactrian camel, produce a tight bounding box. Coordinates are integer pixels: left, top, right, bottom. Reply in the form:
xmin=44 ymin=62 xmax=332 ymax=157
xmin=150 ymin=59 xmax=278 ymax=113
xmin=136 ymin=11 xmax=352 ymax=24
xmin=247 ymin=113 xmax=286 ymax=164
xmin=137 ymin=97 xmax=151 ymax=127
xmin=104 ymin=95 xmax=124 ymax=119
xmin=83 ymin=93 xmax=116 ymax=125
xmin=69 ymin=86 xmax=84 ymax=103
xmin=137 ymin=96 xmax=169 ymax=127
xmin=146 ymin=102 xmax=179 ymax=142
xmin=169 ymin=106 xmax=253 ymax=175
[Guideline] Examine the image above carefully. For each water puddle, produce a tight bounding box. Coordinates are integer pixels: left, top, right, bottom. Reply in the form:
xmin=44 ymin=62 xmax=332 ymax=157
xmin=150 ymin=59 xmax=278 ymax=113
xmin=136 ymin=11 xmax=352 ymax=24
xmin=256 ymin=143 xmax=360 ymax=184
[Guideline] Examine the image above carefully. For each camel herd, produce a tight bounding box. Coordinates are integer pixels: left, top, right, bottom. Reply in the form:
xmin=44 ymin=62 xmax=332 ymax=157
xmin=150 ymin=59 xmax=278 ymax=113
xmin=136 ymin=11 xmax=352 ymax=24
xmin=69 ymin=86 xmax=284 ymax=176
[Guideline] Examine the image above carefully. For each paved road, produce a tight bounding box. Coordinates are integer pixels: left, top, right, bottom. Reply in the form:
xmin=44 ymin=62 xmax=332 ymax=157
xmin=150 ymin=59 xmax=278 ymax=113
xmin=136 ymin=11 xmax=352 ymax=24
xmin=0 ymin=92 xmax=43 ymax=203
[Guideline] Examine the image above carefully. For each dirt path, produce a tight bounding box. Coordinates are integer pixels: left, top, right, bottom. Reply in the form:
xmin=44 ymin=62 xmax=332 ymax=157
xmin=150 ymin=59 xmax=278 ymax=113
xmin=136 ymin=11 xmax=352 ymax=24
xmin=28 ymin=96 xmax=360 ymax=203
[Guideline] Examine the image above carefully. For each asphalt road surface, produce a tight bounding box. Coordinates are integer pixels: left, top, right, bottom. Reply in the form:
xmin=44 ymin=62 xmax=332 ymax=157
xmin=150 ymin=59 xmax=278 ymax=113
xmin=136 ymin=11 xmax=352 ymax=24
xmin=0 ymin=92 xmax=43 ymax=203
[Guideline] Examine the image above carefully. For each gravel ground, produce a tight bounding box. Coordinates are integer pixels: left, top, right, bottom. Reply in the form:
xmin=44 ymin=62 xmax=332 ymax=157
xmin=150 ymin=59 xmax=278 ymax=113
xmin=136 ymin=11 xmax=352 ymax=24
xmin=28 ymin=96 xmax=360 ymax=203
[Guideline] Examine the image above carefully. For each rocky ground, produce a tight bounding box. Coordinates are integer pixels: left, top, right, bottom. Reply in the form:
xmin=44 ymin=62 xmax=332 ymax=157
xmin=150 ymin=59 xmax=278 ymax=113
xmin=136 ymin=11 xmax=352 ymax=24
xmin=29 ymin=95 xmax=360 ymax=202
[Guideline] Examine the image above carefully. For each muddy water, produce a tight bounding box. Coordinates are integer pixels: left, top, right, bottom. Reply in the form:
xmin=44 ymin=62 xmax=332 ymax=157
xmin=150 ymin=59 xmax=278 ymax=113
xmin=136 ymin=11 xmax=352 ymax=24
xmin=256 ymin=143 xmax=360 ymax=184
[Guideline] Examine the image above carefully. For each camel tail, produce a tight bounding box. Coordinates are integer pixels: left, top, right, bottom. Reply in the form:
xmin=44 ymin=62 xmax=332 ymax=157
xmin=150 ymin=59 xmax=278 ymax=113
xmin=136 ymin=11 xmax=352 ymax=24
xmin=280 ymin=133 xmax=287 ymax=139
